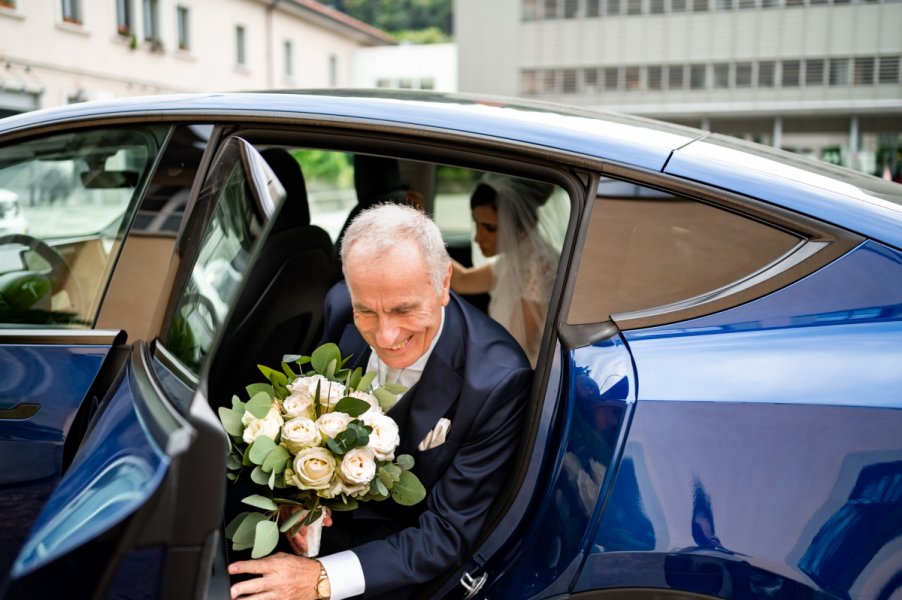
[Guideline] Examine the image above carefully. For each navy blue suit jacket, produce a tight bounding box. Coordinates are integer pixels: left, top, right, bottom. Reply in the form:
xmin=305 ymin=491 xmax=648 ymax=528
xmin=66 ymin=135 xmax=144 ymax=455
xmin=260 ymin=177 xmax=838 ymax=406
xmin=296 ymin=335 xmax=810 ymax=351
xmin=320 ymin=281 xmax=532 ymax=598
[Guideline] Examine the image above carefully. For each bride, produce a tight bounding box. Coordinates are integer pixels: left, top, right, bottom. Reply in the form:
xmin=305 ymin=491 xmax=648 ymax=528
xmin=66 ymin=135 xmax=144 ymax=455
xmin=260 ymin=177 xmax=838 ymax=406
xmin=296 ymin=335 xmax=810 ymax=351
xmin=451 ymin=173 xmax=565 ymax=367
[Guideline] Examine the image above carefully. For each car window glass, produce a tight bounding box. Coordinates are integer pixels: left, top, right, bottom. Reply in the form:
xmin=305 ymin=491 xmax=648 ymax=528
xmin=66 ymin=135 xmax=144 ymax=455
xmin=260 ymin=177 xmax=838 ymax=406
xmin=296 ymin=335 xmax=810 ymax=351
xmin=568 ymin=178 xmax=802 ymax=325
xmin=164 ymin=144 xmax=269 ymax=374
xmin=0 ymin=126 xmax=166 ymax=327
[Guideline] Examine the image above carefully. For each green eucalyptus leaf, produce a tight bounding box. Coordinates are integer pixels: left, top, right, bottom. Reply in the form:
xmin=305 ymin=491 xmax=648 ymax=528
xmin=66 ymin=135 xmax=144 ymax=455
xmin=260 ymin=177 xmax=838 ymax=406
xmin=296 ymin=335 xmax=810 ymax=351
xmin=242 ymin=494 xmax=279 ymax=511
xmin=311 ymin=343 xmax=341 ymax=374
xmin=382 ymin=382 xmax=408 ymax=395
xmin=348 ymin=367 xmax=362 ymax=391
xmin=381 ymin=463 xmax=402 ymax=482
xmin=282 ymin=353 xmax=303 ymax=363
xmin=249 ymin=436 xmax=277 ymax=465
xmin=226 ymin=472 xmax=238 ymax=482
xmin=246 ymin=383 xmax=275 ymax=400
xmin=226 ymin=454 xmax=243 ymax=471
xmin=281 ymin=361 xmax=297 ymax=379
xmin=262 ymin=445 xmax=290 ymax=474
xmin=218 ymin=407 xmax=244 ymax=437
xmin=246 ymin=391 xmax=274 ymax=419
xmin=395 ymin=454 xmax=415 ymax=471
xmin=358 ymin=371 xmax=377 ymax=392
xmin=391 ymin=470 xmax=427 ymax=506
xmin=232 ymin=511 xmax=267 ymax=545
xmin=250 ymin=466 xmax=270 ymax=485
xmin=325 ymin=358 xmax=337 ymax=379
xmin=334 ymin=396 xmax=370 ymax=418
xmin=232 ymin=541 xmax=253 ymax=551
xmin=374 ymin=387 xmax=398 ymax=410
xmin=225 ymin=511 xmax=251 ymax=539
xmin=231 ymin=395 xmax=245 ymax=410
xmin=278 ymin=508 xmax=306 ymax=532
xmin=326 ymin=498 xmax=359 ymax=511
xmin=252 ymin=519 xmax=279 ymax=558
xmin=375 ymin=479 xmax=389 ymax=497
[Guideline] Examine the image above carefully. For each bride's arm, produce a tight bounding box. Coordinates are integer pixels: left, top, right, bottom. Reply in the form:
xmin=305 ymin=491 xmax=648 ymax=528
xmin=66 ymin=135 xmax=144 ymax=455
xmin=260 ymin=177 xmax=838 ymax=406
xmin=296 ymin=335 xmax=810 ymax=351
xmin=451 ymin=258 xmax=493 ymax=294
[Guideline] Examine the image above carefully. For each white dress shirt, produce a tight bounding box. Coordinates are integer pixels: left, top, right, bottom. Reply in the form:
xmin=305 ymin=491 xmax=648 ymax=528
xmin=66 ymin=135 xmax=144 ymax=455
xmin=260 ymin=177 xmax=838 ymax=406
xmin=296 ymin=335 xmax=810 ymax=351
xmin=319 ymin=308 xmax=445 ymax=599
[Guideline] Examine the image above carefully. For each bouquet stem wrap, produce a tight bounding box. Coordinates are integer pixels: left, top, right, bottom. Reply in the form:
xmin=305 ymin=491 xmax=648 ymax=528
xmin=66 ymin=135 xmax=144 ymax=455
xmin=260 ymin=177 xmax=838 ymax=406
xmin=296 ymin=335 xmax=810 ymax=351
xmin=303 ymin=510 xmax=325 ymax=558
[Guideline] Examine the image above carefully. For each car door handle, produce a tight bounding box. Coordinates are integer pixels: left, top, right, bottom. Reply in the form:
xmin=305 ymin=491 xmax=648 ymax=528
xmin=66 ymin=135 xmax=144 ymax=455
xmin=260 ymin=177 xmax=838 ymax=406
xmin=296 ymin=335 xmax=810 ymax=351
xmin=0 ymin=402 xmax=40 ymax=419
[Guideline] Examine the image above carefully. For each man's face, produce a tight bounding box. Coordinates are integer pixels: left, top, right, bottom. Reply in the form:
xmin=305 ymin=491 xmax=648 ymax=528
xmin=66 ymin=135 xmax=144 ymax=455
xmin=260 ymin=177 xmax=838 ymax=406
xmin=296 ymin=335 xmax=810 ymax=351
xmin=345 ymin=239 xmax=451 ymax=370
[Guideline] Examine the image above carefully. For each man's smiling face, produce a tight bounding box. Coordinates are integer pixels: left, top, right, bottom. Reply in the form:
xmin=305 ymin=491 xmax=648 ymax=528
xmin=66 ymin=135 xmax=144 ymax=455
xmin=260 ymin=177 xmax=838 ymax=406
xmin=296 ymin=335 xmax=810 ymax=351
xmin=345 ymin=238 xmax=451 ymax=370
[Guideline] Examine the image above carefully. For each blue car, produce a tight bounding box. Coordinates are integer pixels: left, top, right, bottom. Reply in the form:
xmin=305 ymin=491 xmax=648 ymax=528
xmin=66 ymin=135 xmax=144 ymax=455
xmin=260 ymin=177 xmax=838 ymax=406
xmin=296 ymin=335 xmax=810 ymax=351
xmin=0 ymin=91 xmax=899 ymax=600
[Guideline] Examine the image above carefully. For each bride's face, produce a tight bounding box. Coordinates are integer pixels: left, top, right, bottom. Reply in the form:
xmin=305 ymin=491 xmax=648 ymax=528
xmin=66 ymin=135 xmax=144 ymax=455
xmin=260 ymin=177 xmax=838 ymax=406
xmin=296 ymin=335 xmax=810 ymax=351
xmin=472 ymin=205 xmax=499 ymax=257
xmin=346 ymin=239 xmax=451 ymax=370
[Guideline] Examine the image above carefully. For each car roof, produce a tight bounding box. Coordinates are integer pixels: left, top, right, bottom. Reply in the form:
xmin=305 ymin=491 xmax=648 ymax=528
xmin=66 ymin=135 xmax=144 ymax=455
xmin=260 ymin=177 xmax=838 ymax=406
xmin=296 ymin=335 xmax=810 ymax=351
xmin=2 ymin=89 xmax=900 ymax=247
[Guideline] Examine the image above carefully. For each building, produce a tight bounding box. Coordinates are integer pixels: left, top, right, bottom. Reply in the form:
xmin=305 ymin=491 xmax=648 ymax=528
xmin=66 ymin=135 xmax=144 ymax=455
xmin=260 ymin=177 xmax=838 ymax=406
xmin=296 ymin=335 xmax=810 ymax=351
xmin=456 ymin=0 xmax=902 ymax=177
xmin=0 ymin=0 xmax=395 ymax=118
xmin=353 ymin=42 xmax=457 ymax=92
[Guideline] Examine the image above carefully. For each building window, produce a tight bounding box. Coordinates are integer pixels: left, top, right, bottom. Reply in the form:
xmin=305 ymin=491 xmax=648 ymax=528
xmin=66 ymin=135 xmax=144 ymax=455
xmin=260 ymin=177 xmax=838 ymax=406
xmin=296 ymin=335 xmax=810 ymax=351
xmin=650 ymin=0 xmax=666 ymax=12
xmin=758 ymin=60 xmax=775 ymax=87
xmin=177 ymin=6 xmax=190 ymax=51
xmin=376 ymin=78 xmax=391 ymax=88
xmin=738 ymin=0 xmax=756 ymax=8
xmin=283 ymin=40 xmax=293 ymax=77
xmin=143 ymin=0 xmax=160 ymax=41
xmin=784 ymin=0 xmax=804 ymax=6
xmin=117 ymin=0 xmax=134 ymax=35
xmin=523 ymin=0 xmax=542 ymax=20
xmin=853 ymin=57 xmax=875 ymax=85
xmin=692 ymin=0 xmax=709 ymax=11
xmin=715 ymin=0 xmax=734 ymax=8
xmin=667 ymin=65 xmax=685 ymax=89
xmin=398 ymin=78 xmax=413 ymax=89
xmin=603 ymin=67 xmax=620 ymax=90
xmin=584 ymin=67 xmax=599 ymax=91
xmin=521 ymin=70 xmax=539 ymax=95
xmin=877 ymin=56 xmax=900 ymax=84
xmin=627 ymin=0 xmax=644 ymax=14
xmin=805 ymin=58 xmax=825 ymax=86
xmin=689 ymin=63 xmax=706 ymax=89
xmin=760 ymin=0 xmax=779 ymax=7
xmin=235 ymin=25 xmax=246 ymax=66
xmin=736 ymin=62 xmax=753 ymax=87
xmin=712 ymin=63 xmax=730 ymax=88
xmin=420 ymin=78 xmax=435 ymax=90
xmin=671 ymin=0 xmax=687 ymax=10
xmin=61 ymin=0 xmax=82 ymax=25
xmin=625 ymin=66 xmax=641 ymax=90
xmin=564 ymin=0 xmax=580 ymax=17
xmin=647 ymin=65 xmax=663 ymax=90
xmin=329 ymin=54 xmax=337 ymax=87
xmin=544 ymin=0 xmax=558 ymax=18
xmin=606 ymin=0 xmax=622 ymax=15
xmin=562 ymin=68 xmax=578 ymax=93
xmin=541 ymin=69 xmax=558 ymax=93
xmin=829 ymin=58 xmax=850 ymax=86
xmin=782 ymin=59 xmax=801 ymax=86
xmin=587 ymin=0 xmax=602 ymax=16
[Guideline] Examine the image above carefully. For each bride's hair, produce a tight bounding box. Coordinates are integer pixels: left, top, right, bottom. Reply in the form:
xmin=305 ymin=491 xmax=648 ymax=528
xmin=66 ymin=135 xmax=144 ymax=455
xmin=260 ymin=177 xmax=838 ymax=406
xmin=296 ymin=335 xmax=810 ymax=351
xmin=470 ymin=173 xmax=555 ymax=235
xmin=340 ymin=203 xmax=450 ymax=294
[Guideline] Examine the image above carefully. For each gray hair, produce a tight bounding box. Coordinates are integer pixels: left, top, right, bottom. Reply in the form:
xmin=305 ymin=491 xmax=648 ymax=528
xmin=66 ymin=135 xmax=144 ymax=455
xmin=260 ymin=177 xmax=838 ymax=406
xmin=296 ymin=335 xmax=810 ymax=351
xmin=340 ymin=203 xmax=451 ymax=294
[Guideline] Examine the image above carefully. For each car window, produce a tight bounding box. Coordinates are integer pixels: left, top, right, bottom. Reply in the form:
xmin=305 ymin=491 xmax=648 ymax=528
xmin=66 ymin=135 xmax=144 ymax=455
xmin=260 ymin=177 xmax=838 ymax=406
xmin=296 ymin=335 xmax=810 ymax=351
xmin=0 ymin=126 xmax=167 ymax=327
xmin=568 ymin=177 xmax=802 ymax=325
xmin=163 ymin=141 xmax=270 ymax=374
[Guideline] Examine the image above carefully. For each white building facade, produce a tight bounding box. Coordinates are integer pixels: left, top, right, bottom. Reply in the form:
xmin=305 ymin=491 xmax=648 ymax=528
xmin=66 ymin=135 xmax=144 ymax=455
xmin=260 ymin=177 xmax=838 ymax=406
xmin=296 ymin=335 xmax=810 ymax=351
xmin=0 ymin=0 xmax=395 ymax=118
xmin=352 ymin=42 xmax=457 ymax=92
xmin=456 ymin=0 xmax=902 ymax=176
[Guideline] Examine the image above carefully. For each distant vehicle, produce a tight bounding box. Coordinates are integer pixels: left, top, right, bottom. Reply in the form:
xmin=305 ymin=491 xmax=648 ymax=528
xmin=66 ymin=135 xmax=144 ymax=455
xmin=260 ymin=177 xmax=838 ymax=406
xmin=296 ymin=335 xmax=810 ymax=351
xmin=0 ymin=91 xmax=899 ymax=600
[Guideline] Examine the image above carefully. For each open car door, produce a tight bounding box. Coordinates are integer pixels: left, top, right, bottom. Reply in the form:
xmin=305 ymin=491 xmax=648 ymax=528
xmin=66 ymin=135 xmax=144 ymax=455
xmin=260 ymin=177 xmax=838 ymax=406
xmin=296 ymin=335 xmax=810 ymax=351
xmin=3 ymin=137 xmax=283 ymax=599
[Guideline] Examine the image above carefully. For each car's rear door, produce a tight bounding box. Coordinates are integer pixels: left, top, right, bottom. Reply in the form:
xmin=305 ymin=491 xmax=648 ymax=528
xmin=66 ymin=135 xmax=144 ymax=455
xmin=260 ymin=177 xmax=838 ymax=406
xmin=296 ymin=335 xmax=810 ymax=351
xmin=3 ymin=135 xmax=282 ymax=599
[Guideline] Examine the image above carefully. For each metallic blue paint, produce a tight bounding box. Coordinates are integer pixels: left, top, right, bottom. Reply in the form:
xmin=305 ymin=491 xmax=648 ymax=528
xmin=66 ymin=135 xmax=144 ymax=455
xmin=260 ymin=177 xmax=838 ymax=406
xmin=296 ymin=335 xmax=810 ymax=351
xmin=578 ymin=401 xmax=902 ymax=600
xmin=0 ymin=343 xmax=110 ymax=577
xmin=623 ymin=241 xmax=902 ymax=409
xmin=11 ymin=360 xmax=168 ymax=577
xmin=487 ymin=336 xmax=635 ymax=598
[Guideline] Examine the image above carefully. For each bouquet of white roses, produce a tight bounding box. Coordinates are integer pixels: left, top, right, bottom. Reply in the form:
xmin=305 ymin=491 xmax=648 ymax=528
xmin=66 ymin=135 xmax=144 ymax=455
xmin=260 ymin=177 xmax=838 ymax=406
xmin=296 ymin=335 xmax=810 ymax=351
xmin=218 ymin=342 xmax=426 ymax=559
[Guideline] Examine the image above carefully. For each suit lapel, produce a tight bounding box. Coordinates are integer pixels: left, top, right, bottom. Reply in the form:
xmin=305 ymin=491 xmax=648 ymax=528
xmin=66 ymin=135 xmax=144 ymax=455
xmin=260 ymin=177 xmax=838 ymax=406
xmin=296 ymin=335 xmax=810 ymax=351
xmin=398 ymin=299 xmax=466 ymax=456
xmin=338 ymin=322 xmax=370 ymax=370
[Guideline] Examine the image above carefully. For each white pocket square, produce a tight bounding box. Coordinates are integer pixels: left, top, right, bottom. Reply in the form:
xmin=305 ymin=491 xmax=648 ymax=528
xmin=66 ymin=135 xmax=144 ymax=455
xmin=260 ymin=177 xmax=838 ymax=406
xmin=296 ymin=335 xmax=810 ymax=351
xmin=417 ymin=418 xmax=451 ymax=451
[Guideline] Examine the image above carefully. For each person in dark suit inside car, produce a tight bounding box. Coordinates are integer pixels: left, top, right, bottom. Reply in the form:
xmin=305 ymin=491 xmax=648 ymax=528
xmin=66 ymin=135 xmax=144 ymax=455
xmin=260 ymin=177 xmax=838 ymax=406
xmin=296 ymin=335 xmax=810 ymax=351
xmin=229 ymin=203 xmax=533 ymax=599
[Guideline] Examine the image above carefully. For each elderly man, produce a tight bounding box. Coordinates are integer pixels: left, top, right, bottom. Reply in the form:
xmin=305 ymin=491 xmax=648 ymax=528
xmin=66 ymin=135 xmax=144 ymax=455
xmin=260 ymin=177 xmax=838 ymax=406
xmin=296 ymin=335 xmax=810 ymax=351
xmin=229 ymin=203 xmax=533 ymax=599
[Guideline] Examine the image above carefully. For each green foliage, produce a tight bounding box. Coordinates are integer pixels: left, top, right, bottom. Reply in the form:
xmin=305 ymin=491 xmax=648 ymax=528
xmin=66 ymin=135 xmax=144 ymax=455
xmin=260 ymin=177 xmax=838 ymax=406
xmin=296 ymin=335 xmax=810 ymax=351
xmin=391 ymin=469 xmax=427 ymax=505
xmin=393 ymin=26 xmax=450 ymax=44
xmin=289 ymin=149 xmax=353 ymax=187
xmin=330 ymin=0 xmax=452 ymax=38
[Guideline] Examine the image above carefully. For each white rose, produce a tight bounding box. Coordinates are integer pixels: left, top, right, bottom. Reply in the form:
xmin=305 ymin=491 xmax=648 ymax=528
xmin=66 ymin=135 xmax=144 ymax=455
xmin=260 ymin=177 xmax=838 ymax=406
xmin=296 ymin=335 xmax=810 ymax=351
xmin=340 ymin=479 xmax=370 ymax=498
xmin=361 ymin=412 xmax=400 ymax=461
xmin=316 ymin=412 xmax=352 ymax=439
xmin=288 ymin=447 xmax=336 ymax=490
xmin=347 ymin=389 xmax=380 ymax=414
xmin=340 ymin=447 xmax=377 ymax=485
xmin=282 ymin=393 xmax=314 ymax=420
xmin=241 ymin=406 xmax=283 ymax=445
xmin=288 ymin=375 xmax=346 ymax=413
xmin=281 ymin=417 xmax=322 ymax=453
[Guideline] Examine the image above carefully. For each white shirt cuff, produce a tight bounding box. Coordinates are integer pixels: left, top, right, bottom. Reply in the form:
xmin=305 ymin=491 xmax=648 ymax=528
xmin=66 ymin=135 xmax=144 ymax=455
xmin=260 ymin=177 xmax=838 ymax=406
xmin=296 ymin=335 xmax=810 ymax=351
xmin=318 ymin=550 xmax=366 ymax=600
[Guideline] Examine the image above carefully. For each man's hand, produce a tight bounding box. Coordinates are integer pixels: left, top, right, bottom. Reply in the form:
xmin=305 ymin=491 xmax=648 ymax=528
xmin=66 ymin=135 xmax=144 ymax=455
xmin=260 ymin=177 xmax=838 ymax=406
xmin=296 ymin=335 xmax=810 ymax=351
xmin=229 ymin=553 xmax=320 ymax=599
xmin=282 ymin=506 xmax=333 ymax=555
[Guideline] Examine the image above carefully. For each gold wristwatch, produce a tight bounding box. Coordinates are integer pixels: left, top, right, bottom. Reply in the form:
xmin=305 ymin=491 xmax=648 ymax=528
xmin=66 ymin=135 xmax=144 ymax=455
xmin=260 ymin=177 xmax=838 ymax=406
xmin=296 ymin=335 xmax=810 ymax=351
xmin=316 ymin=562 xmax=331 ymax=599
